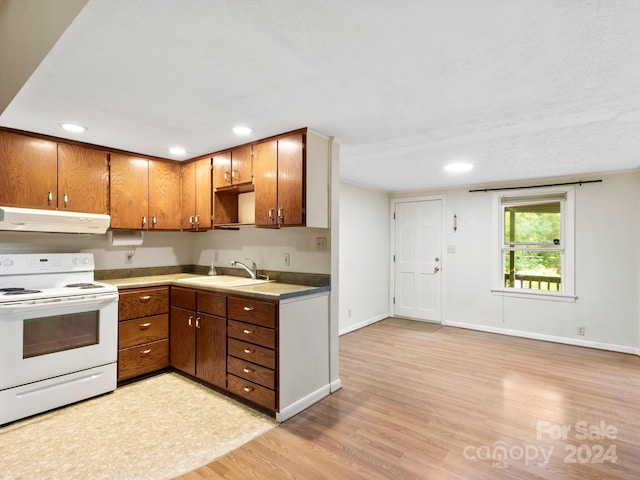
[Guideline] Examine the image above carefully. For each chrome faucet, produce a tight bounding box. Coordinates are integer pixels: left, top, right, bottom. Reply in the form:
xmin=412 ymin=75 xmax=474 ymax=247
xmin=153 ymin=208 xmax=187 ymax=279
xmin=230 ymin=258 xmax=257 ymax=279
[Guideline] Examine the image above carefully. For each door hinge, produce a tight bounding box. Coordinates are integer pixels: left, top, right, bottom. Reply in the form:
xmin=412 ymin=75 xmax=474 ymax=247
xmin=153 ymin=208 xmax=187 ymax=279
xmin=393 ymin=255 xmax=395 ymax=262
xmin=393 ymin=212 xmax=396 ymax=220
xmin=393 ymin=297 xmax=395 ymax=305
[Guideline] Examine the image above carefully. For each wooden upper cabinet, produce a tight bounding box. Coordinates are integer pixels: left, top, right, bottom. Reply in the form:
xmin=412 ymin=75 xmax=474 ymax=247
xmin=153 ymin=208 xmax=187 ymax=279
xmin=149 ymin=159 xmax=181 ymax=230
xmin=109 ymin=153 xmax=149 ymax=229
xmin=254 ymin=134 xmax=304 ymax=227
xmin=213 ymin=146 xmax=252 ymax=190
xmin=181 ymin=156 xmax=212 ymax=231
xmin=57 ymin=144 xmax=109 ymax=214
xmin=230 ymin=146 xmax=252 ymax=186
xmin=0 ymin=131 xmax=57 ymax=209
xmin=253 ymin=140 xmax=278 ymax=226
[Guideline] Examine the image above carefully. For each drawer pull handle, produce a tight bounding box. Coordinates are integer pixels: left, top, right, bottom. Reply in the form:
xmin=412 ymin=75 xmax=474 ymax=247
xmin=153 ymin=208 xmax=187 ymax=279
xmin=243 ymin=329 xmax=253 ymax=335
xmin=139 ymin=295 xmax=151 ymax=302
xmin=243 ymin=348 xmax=254 ymax=354
xmin=139 ymin=322 xmax=151 ymax=329
xmin=188 ymin=315 xmax=193 ymax=327
xmin=195 ymin=316 xmax=200 ymax=329
xmin=243 ymin=306 xmax=254 ymax=312
xmin=243 ymin=386 xmax=254 ymax=393
xmin=243 ymin=367 xmax=254 ymax=374
xmin=140 ymin=349 xmax=151 ymax=356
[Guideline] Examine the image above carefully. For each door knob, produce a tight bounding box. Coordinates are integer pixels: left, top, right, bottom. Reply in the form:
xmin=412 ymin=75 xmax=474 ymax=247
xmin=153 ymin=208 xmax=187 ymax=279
xmin=434 ymin=267 xmax=440 ymax=273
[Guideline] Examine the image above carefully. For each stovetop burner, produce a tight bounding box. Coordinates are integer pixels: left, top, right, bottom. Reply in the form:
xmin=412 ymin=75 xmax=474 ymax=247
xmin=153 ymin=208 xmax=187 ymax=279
xmin=65 ymin=283 xmax=105 ymax=289
xmin=0 ymin=288 xmax=42 ymax=295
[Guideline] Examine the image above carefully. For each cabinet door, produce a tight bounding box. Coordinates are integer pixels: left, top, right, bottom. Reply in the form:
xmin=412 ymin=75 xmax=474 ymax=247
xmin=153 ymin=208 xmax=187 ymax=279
xmin=57 ymin=144 xmax=109 ymax=214
xmin=0 ymin=131 xmax=57 ymax=209
xmin=196 ymin=313 xmax=226 ymax=388
xmin=277 ymin=134 xmax=304 ymax=226
xmin=170 ymin=306 xmax=196 ymax=376
xmin=149 ymin=159 xmax=181 ymax=230
xmin=195 ymin=156 xmax=212 ymax=229
xmin=230 ymin=145 xmax=252 ymax=186
xmin=212 ymin=151 xmax=231 ymax=190
xmin=180 ymin=160 xmax=196 ymax=230
xmin=110 ymin=154 xmax=149 ymax=229
xmin=253 ymin=139 xmax=278 ymax=226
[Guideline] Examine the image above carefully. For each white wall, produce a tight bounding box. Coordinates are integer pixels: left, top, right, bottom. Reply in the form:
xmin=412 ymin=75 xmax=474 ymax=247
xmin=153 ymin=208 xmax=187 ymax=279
xmin=192 ymin=227 xmax=331 ymax=274
xmin=339 ymin=182 xmax=390 ymax=334
xmin=0 ymin=227 xmax=331 ymax=274
xmin=421 ymin=171 xmax=639 ymax=353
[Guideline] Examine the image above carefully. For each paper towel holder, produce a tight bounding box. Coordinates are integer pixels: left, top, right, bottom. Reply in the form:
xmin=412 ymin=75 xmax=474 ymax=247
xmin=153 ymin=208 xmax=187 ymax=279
xmin=107 ymin=230 xmax=144 ymax=246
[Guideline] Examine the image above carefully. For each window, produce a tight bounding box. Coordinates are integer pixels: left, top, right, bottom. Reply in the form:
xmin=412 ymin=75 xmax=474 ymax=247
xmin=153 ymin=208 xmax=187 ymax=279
xmin=493 ymin=188 xmax=575 ymax=300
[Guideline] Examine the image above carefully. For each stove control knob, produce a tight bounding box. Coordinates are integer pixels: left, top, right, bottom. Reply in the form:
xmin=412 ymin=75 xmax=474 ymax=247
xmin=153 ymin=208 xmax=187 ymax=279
xmin=82 ymin=257 xmax=90 ymax=265
xmin=73 ymin=257 xmax=80 ymax=265
xmin=2 ymin=259 xmax=13 ymax=267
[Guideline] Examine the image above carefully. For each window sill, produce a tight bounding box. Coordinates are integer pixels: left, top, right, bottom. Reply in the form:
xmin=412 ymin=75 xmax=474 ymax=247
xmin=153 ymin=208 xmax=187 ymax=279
xmin=491 ymin=289 xmax=577 ymax=302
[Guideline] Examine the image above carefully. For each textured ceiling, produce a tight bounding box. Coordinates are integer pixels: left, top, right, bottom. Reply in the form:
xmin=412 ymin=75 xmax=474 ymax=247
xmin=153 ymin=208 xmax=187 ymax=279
xmin=1 ymin=0 xmax=640 ymax=192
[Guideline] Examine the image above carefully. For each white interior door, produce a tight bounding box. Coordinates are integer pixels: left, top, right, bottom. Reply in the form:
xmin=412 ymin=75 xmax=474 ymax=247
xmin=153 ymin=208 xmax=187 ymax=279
xmin=393 ymin=199 xmax=442 ymax=322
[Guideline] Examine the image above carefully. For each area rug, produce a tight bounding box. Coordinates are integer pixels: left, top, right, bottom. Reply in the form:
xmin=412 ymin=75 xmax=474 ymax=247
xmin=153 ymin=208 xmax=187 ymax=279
xmin=379 ymin=317 xmax=442 ymax=332
xmin=0 ymin=372 xmax=276 ymax=480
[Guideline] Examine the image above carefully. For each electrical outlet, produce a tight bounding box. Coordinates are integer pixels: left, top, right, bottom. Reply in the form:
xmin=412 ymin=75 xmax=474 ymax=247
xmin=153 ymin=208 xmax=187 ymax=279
xmin=447 ymin=245 xmax=456 ymax=253
xmin=316 ymin=237 xmax=328 ymax=250
xmin=577 ymin=326 xmax=585 ymax=336
xmin=284 ymin=252 xmax=290 ymax=266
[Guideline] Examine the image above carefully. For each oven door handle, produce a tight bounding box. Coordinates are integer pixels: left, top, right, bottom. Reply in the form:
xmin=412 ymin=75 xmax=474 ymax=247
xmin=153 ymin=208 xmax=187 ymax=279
xmin=0 ymin=293 xmax=118 ymax=314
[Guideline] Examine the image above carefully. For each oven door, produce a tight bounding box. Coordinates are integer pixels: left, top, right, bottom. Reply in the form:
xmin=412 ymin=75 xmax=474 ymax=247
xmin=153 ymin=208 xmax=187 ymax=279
xmin=0 ymin=293 xmax=118 ymax=390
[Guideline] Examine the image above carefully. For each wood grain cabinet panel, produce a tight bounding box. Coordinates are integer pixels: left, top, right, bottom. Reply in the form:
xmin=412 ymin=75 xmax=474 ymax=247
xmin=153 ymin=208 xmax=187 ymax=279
xmin=228 ymin=319 xmax=276 ymax=348
xmin=0 ymin=131 xmax=58 ymax=209
xmin=227 ymin=355 xmax=275 ymax=389
xmin=181 ymin=156 xmax=212 ymax=231
xmin=253 ymin=133 xmax=304 ymax=227
xmin=109 ymin=153 xmax=149 ymax=229
xmin=149 ymin=159 xmax=181 ymax=230
xmin=117 ymin=286 xmax=170 ymax=382
xmin=213 ymin=147 xmax=252 ymax=190
xmin=57 ymin=143 xmax=109 ymax=214
xmin=227 ymin=374 xmax=275 ymax=410
xmin=228 ymin=296 xmax=277 ymax=327
xmin=170 ymin=287 xmax=226 ymax=389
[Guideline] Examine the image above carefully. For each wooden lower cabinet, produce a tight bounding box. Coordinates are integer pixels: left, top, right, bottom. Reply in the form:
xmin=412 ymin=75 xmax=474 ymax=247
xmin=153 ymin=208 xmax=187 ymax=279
xmin=170 ymin=287 xmax=226 ymax=389
xmin=117 ymin=287 xmax=170 ymax=381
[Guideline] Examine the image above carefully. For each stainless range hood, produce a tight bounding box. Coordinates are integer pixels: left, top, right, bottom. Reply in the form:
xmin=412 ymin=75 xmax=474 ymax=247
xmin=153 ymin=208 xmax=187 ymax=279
xmin=0 ymin=207 xmax=111 ymax=234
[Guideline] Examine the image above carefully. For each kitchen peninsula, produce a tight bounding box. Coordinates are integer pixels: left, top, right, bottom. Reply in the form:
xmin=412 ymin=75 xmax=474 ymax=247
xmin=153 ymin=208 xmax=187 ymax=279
xmin=106 ymin=272 xmax=331 ymax=422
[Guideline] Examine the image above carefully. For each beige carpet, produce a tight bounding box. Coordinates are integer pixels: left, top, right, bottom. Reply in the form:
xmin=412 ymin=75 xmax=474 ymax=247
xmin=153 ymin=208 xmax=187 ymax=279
xmin=379 ymin=317 xmax=442 ymax=332
xmin=0 ymin=372 xmax=276 ymax=480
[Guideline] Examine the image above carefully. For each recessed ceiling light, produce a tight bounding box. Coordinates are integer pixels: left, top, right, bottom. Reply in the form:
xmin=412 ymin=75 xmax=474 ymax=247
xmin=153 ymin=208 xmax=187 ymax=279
xmin=169 ymin=146 xmax=187 ymax=156
xmin=60 ymin=123 xmax=87 ymax=133
xmin=233 ymin=126 xmax=253 ymax=135
xmin=444 ymin=162 xmax=474 ymax=173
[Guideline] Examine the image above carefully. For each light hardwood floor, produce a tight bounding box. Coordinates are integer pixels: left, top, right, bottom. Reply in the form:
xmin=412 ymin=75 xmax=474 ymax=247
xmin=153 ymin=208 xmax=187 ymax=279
xmin=177 ymin=323 xmax=640 ymax=479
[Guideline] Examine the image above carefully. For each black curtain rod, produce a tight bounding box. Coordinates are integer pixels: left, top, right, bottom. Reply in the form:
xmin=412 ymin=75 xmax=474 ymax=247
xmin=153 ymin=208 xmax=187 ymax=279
xmin=469 ymin=179 xmax=602 ymax=193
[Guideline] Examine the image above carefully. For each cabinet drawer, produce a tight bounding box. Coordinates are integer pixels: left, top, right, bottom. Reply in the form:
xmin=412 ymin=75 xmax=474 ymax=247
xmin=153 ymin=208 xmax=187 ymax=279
xmin=227 ymin=374 xmax=275 ymax=410
xmin=118 ymin=339 xmax=169 ymax=381
xmin=228 ymin=319 xmax=275 ymax=348
xmin=228 ymin=338 xmax=275 ymax=369
xmin=119 ymin=287 xmax=169 ymax=320
xmin=119 ymin=314 xmax=168 ymax=349
xmin=228 ymin=296 xmax=276 ymax=327
xmin=171 ymin=286 xmax=196 ymax=310
xmin=197 ymin=290 xmax=226 ymax=317
xmin=227 ymin=356 xmax=275 ymax=389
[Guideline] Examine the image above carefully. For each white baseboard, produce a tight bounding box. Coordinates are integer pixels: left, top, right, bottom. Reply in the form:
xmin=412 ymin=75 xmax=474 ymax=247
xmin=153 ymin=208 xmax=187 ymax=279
xmin=446 ymin=321 xmax=640 ymax=355
xmin=330 ymin=378 xmax=342 ymax=392
xmin=276 ymin=384 xmax=331 ymax=423
xmin=339 ymin=313 xmax=389 ymax=336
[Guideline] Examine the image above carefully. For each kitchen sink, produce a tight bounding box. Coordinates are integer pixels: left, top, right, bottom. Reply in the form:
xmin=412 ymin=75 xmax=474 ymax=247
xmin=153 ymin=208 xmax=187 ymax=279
xmin=176 ymin=275 xmax=271 ymax=288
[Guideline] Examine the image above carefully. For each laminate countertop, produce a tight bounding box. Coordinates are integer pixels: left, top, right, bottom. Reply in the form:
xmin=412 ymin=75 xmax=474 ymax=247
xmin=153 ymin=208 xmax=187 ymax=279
xmin=102 ymin=274 xmax=330 ymax=300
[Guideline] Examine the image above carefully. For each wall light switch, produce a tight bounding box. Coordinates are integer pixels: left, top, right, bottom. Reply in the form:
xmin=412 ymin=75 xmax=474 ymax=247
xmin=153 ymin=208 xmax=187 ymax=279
xmin=284 ymin=252 xmax=290 ymax=266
